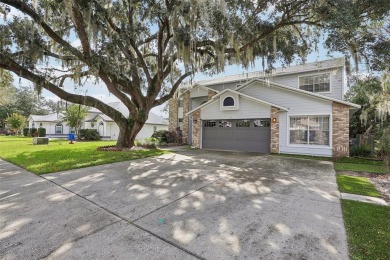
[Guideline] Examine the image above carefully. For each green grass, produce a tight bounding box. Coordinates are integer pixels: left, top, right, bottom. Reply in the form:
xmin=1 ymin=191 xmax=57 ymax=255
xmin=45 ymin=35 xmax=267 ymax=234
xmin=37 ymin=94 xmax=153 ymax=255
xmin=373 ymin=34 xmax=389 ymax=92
xmin=334 ymin=160 xmax=386 ymax=174
xmin=273 ymin=153 xmax=387 ymax=174
xmin=0 ymin=136 xmax=169 ymax=174
xmin=336 ymin=175 xmax=382 ymax=197
xmin=341 ymin=200 xmax=390 ymax=260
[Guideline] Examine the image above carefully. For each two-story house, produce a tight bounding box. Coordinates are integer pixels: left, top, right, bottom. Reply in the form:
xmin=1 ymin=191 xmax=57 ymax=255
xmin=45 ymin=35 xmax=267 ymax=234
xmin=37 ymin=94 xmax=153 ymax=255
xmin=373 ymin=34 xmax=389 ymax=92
xmin=168 ymin=57 xmax=360 ymax=158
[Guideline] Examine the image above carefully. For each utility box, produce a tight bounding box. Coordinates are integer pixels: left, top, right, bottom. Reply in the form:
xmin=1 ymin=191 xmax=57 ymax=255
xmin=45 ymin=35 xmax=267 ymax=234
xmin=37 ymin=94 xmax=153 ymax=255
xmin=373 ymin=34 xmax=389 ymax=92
xmin=33 ymin=137 xmax=49 ymax=145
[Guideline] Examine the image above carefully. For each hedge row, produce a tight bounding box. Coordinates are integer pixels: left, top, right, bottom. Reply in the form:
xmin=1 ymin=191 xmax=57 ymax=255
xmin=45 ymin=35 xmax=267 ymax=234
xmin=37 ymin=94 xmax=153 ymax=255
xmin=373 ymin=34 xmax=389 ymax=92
xmin=23 ymin=128 xmax=46 ymax=137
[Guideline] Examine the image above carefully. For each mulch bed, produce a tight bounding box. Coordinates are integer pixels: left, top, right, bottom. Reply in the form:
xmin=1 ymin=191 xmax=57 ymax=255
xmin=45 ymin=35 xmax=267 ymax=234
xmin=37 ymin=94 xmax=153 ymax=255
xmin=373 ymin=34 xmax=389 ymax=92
xmin=96 ymin=145 xmax=146 ymax=151
xmin=338 ymin=171 xmax=390 ymax=204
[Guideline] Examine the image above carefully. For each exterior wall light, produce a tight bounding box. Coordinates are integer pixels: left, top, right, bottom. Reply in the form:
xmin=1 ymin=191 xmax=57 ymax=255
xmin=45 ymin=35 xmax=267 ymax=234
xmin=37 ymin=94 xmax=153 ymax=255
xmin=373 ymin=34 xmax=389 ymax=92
xmin=272 ymin=118 xmax=277 ymax=123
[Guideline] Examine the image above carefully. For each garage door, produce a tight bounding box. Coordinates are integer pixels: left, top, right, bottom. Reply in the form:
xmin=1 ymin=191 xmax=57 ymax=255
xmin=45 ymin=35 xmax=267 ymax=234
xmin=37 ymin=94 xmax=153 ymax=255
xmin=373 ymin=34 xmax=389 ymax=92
xmin=202 ymin=119 xmax=271 ymax=153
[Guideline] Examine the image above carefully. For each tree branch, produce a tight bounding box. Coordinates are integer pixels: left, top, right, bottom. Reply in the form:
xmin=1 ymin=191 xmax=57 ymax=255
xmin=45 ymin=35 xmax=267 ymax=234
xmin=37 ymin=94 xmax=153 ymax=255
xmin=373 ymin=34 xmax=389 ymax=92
xmin=154 ymin=71 xmax=193 ymax=106
xmin=0 ymin=54 xmax=127 ymax=123
xmin=0 ymin=0 xmax=85 ymax=61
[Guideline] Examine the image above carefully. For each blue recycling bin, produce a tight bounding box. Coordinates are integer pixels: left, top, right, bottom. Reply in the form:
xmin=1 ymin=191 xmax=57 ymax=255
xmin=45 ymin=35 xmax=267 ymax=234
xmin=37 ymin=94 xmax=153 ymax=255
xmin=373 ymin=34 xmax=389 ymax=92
xmin=68 ymin=133 xmax=75 ymax=141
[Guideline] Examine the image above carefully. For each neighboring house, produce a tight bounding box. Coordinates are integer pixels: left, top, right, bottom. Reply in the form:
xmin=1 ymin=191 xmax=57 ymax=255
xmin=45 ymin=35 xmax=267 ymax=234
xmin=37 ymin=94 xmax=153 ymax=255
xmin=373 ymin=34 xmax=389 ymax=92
xmin=169 ymin=57 xmax=360 ymax=158
xmin=28 ymin=102 xmax=168 ymax=140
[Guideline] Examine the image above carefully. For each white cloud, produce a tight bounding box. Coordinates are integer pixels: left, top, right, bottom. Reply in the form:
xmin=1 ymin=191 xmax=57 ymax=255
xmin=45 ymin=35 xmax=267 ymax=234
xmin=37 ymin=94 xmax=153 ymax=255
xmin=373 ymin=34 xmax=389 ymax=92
xmin=91 ymin=94 xmax=119 ymax=103
xmin=71 ymin=39 xmax=81 ymax=48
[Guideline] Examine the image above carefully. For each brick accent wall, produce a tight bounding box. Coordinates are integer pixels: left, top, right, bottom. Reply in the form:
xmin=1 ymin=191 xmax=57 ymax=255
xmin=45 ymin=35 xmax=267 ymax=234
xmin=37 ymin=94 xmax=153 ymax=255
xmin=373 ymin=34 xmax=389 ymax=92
xmin=208 ymin=89 xmax=217 ymax=100
xmin=168 ymin=98 xmax=178 ymax=131
xmin=270 ymin=107 xmax=280 ymax=153
xmin=191 ymin=109 xmax=201 ymax=148
xmin=182 ymin=91 xmax=190 ymax=143
xmin=332 ymin=102 xmax=349 ymax=158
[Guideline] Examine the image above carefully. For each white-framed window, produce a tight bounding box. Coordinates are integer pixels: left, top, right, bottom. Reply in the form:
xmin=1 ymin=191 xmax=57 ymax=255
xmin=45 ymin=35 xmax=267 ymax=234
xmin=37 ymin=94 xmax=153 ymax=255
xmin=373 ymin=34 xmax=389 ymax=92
xmin=223 ymin=96 xmax=235 ymax=106
xmin=55 ymin=123 xmax=63 ymax=134
xmin=289 ymin=116 xmax=330 ymax=146
xmin=220 ymin=94 xmax=239 ymax=111
xmin=299 ymin=73 xmax=330 ymax=93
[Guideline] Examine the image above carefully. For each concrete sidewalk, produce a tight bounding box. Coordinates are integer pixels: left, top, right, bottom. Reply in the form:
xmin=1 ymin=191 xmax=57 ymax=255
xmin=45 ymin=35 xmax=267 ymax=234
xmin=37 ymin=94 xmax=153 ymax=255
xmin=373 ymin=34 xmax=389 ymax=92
xmin=341 ymin=192 xmax=388 ymax=206
xmin=1 ymin=149 xmax=349 ymax=259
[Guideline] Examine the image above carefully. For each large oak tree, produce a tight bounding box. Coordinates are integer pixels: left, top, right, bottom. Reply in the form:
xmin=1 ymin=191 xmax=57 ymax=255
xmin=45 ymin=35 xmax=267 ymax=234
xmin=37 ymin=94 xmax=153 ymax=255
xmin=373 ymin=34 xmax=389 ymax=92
xmin=0 ymin=0 xmax=387 ymax=147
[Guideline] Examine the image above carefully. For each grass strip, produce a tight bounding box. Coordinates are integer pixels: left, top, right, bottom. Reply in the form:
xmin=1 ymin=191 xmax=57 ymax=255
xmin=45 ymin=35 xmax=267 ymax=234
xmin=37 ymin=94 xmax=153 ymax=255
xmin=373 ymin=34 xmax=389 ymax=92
xmin=341 ymin=200 xmax=390 ymax=260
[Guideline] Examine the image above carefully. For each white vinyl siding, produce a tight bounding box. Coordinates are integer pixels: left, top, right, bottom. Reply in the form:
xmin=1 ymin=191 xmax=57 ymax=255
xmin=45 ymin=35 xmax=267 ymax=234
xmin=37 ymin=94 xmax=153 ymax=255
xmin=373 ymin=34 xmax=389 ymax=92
xmin=270 ymin=69 xmax=343 ymax=100
xmin=190 ymin=96 xmax=208 ymax=110
xmin=201 ymin=96 xmax=271 ymax=120
xmin=241 ymin=82 xmax=333 ymax=157
xmin=241 ymin=81 xmax=332 ymax=114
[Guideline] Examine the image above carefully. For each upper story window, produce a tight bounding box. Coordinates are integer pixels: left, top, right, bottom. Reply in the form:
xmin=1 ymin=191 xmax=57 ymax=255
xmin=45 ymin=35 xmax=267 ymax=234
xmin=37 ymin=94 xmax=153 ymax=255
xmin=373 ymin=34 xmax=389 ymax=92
xmin=299 ymin=73 xmax=330 ymax=93
xmin=223 ymin=97 xmax=235 ymax=106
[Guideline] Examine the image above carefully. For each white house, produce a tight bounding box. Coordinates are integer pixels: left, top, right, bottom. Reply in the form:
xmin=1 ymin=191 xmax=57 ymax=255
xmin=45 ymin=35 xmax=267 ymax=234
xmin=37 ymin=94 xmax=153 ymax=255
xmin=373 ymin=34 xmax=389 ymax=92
xmin=169 ymin=58 xmax=360 ymax=158
xmin=28 ymin=102 xmax=168 ymax=140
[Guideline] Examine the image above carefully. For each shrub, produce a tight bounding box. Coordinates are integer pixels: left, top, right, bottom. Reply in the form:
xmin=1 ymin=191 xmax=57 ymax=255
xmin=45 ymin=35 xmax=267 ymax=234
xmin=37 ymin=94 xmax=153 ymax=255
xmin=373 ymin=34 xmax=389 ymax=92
xmin=78 ymin=129 xmax=101 ymax=141
xmin=30 ymin=128 xmax=38 ymax=137
xmin=135 ymin=137 xmax=159 ymax=149
xmin=350 ymin=145 xmax=373 ymax=157
xmin=23 ymin=128 xmax=29 ymax=137
xmin=38 ymin=128 xmax=46 ymax=137
xmin=151 ymin=130 xmax=179 ymax=143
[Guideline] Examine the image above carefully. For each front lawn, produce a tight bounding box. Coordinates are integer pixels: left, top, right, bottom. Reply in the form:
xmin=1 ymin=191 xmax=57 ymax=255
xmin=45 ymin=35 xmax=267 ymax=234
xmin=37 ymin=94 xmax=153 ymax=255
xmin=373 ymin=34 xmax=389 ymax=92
xmin=334 ymin=157 xmax=386 ymax=174
xmin=336 ymin=175 xmax=382 ymax=197
xmin=0 ymin=136 xmax=169 ymax=174
xmin=273 ymin=153 xmax=386 ymax=174
xmin=341 ymin=200 xmax=390 ymax=260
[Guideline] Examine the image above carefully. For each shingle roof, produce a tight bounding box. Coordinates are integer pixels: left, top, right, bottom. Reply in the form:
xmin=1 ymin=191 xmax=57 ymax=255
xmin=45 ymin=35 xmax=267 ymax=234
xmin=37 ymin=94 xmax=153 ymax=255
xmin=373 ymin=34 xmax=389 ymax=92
xmin=181 ymin=57 xmax=345 ymax=89
xmin=28 ymin=113 xmax=63 ymax=122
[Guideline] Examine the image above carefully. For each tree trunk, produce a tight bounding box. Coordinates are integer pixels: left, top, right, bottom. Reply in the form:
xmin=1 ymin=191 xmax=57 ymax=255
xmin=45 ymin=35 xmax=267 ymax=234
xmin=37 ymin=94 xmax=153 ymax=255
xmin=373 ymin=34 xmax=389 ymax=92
xmin=116 ymin=120 xmax=145 ymax=148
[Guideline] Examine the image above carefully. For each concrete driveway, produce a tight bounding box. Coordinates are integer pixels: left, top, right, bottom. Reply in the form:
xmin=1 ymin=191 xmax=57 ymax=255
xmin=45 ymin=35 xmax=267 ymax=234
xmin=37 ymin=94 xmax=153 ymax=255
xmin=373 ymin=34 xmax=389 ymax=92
xmin=0 ymin=149 xmax=348 ymax=259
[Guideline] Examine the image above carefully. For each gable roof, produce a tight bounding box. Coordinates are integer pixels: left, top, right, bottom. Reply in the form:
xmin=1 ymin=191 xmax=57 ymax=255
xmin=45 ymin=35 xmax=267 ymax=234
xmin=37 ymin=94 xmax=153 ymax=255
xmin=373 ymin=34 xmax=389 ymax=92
xmin=179 ymin=83 xmax=220 ymax=98
xmin=236 ymin=78 xmax=360 ymax=109
xmin=186 ymin=88 xmax=288 ymax=115
xmin=28 ymin=113 xmax=63 ymax=122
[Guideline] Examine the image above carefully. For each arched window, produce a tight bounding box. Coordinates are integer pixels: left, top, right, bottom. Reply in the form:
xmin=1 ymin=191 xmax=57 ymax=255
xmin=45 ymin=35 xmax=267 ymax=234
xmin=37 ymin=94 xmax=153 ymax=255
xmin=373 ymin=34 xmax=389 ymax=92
xmin=55 ymin=123 xmax=63 ymax=134
xmin=223 ymin=97 xmax=235 ymax=107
